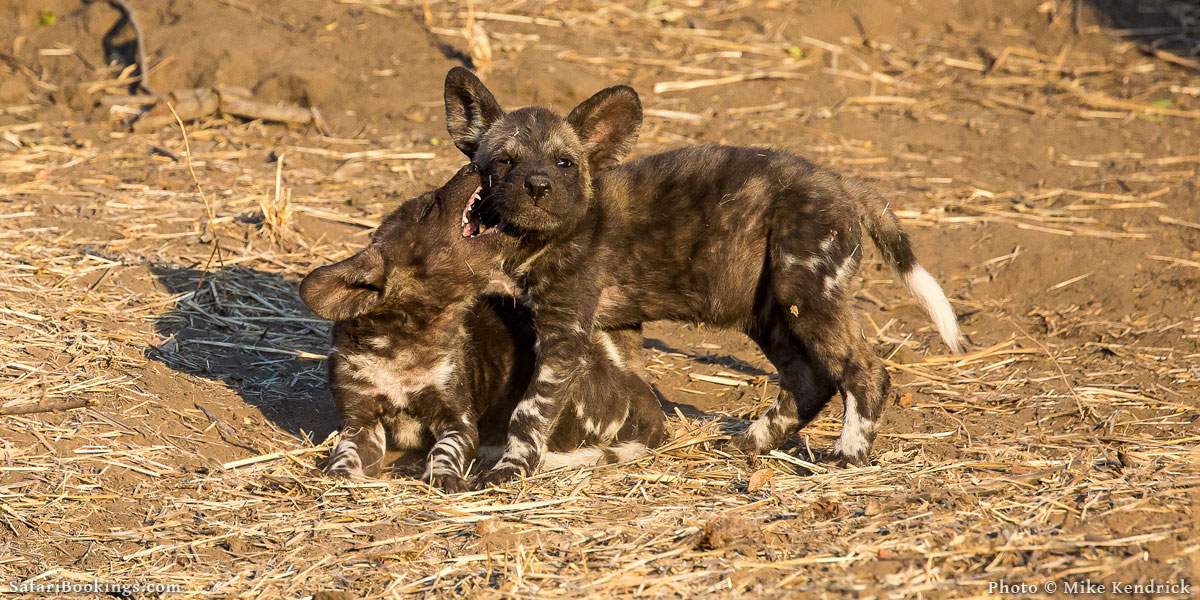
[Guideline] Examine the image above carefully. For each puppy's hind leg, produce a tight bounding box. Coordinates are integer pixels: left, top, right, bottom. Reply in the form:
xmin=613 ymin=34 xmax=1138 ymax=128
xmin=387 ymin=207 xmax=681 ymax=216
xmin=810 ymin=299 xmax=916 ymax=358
xmin=733 ymin=319 xmax=837 ymax=458
xmin=604 ymin=369 xmax=667 ymax=456
xmin=789 ymin=314 xmax=889 ymax=467
xmin=829 ymin=334 xmax=889 ymax=466
xmin=604 ymin=328 xmax=666 ymax=450
xmin=540 ymin=384 xmax=663 ymax=470
xmin=540 ymin=330 xmax=666 ymax=470
xmin=769 ymin=220 xmax=888 ymax=466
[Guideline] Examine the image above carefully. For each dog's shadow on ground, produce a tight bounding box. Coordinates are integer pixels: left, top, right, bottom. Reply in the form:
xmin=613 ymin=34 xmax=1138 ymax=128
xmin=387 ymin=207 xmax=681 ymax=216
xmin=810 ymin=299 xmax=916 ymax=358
xmin=146 ymin=264 xmax=340 ymax=442
xmin=1069 ymin=1 xmax=1198 ymax=66
xmin=643 ymin=337 xmax=770 ymax=378
xmin=642 ymin=337 xmax=771 ymax=437
xmin=658 ymin=386 xmax=831 ymax=470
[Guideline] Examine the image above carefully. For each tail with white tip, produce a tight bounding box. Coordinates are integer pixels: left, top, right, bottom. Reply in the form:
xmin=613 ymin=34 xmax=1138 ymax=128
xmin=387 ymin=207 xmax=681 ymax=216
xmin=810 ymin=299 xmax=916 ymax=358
xmin=901 ymin=265 xmax=963 ymax=354
xmin=847 ymin=179 xmax=964 ymax=353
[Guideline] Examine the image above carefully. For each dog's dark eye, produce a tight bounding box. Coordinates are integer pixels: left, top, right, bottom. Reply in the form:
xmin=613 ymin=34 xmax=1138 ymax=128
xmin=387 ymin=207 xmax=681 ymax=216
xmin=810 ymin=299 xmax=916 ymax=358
xmin=556 ymin=157 xmax=574 ymax=169
xmin=495 ymin=156 xmax=513 ymax=167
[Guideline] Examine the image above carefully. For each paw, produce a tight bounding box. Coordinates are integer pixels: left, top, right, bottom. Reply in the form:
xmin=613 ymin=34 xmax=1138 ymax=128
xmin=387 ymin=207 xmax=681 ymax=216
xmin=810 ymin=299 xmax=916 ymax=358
xmin=472 ymin=465 xmax=523 ymax=489
xmin=832 ymin=435 xmax=872 ymax=468
xmin=428 ymin=472 xmax=470 ymax=493
xmin=729 ymin=432 xmax=763 ymax=464
xmin=831 ymin=448 xmax=870 ymax=468
xmin=322 ymin=446 xmax=365 ymax=478
xmin=323 ymin=462 xmax=365 ymax=479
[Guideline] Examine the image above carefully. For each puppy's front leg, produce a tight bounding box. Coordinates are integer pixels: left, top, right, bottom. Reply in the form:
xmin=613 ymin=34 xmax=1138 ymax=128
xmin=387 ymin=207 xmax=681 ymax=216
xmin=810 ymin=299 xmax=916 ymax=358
xmin=325 ymin=417 xmax=386 ymax=478
xmin=474 ymin=360 xmax=567 ymax=486
xmin=476 ymin=311 xmax=592 ymax=487
xmin=423 ymin=416 xmax=478 ymax=493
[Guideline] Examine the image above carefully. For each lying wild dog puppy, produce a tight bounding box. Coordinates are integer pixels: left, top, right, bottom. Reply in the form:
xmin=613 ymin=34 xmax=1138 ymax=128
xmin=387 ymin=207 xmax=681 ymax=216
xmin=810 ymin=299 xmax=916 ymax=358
xmin=443 ymin=68 xmax=963 ymax=485
xmin=299 ymin=165 xmax=665 ymax=492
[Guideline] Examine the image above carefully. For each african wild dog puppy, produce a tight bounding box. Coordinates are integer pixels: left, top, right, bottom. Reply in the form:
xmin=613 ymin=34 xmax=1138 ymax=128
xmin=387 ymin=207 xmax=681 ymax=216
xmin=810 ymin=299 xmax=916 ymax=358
xmin=444 ymin=67 xmax=963 ymax=486
xmin=299 ymin=165 xmax=665 ymax=492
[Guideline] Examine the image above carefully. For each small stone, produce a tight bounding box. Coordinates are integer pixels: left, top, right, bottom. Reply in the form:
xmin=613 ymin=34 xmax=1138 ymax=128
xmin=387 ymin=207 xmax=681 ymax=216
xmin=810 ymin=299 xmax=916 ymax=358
xmin=747 ymin=468 xmax=774 ymax=493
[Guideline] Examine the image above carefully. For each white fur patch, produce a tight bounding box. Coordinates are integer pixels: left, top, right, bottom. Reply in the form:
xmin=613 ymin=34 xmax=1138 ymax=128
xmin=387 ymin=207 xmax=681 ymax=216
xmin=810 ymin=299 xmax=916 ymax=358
xmin=801 ymin=255 xmax=824 ymax=271
xmin=340 ymin=353 xmax=454 ymax=408
xmin=583 ymin=418 xmax=600 ymax=436
xmin=780 ymin=251 xmax=823 ymax=272
xmin=502 ymin=437 xmax=535 ymax=462
xmin=823 ymin=253 xmax=857 ymax=296
xmin=366 ymin=421 xmax=386 ymax=452
xmin=745 ymin=415 xmax=772 ymax=448
xmin=600 ymin=417 xmax=624 ymax=441
xmin=538 ymin=368 xmax=564 ymax=384
xmin=596 ymin=332 xmax=624 ymax=367
xmin=603 ymin=403 xmax=629 ymax=442
xmin=541 ymin=442 xmax=649 ymax=469
xmin=792 ymin=236 xmax=838 ymax=273
xmin=583 ymin=402 xmax=628 ymax=441
xmin=833 ymin=392 xmax=874 ymax=460
xmin=902 ymin=265 xmax=963 ymax=353
xmin=385 ymin=417 xmax=425 ymax=450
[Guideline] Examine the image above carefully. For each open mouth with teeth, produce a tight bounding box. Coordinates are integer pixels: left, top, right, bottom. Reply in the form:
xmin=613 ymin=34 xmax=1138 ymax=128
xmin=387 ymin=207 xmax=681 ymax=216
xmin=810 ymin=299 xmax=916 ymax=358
xmin=460 ymin=186 xmax=505 ymax=238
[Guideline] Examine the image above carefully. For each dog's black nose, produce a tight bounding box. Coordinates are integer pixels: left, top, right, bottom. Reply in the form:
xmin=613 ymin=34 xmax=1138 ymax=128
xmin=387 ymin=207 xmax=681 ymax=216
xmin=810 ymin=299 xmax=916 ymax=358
xmin=525 ymin=174 xmax=551 ymax=199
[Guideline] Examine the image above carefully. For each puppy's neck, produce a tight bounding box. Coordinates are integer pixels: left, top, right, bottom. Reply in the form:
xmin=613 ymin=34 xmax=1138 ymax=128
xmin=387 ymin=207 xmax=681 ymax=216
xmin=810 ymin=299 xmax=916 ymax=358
xmin=502 ymin=205 xmax=602 ymax=286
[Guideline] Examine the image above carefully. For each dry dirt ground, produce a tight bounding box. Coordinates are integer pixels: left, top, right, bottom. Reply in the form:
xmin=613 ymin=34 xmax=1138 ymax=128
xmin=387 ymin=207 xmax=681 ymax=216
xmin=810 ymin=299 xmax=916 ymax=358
xmin=1 ymin=0 xmax=1199 ymax=597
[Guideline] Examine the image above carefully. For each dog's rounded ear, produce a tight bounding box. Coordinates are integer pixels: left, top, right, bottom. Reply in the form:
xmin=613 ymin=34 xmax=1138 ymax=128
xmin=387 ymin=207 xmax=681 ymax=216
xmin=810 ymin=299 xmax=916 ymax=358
xmin=444 ymin=67 xmax=504 ymax=158
xmin=299 ymin=247 xmax=387 ymax=321
xmin=567 ymin=85 xmax=642 ymax=172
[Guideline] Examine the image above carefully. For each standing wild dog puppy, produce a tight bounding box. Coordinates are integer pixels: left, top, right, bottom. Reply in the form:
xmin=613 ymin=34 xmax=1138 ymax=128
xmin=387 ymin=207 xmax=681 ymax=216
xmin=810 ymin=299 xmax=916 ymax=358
xmin=444 ymin=68 xmax=963 ymax=485
xmin=300 ymin=165 xmax=664 ymax=492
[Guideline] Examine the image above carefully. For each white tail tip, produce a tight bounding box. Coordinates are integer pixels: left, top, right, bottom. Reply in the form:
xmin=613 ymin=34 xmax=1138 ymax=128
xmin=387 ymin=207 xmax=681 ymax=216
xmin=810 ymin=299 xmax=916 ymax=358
xmin=903 ymin=265 xmax=963 ymax=354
